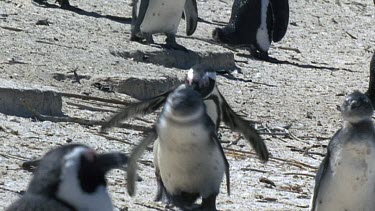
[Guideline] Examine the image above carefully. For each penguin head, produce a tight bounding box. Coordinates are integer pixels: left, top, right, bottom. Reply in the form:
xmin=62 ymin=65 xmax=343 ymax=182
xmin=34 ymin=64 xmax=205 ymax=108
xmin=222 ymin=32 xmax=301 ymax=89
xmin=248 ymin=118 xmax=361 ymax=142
xmin=341 ymin=91 xmax=374 ymax=123
xmin=163 ymin=85 xmax=205 ymax=123
xmin=185 ymin=64 xmax=216 ymax=99
xmin=26 ymin=144 xmax=127 ymax=210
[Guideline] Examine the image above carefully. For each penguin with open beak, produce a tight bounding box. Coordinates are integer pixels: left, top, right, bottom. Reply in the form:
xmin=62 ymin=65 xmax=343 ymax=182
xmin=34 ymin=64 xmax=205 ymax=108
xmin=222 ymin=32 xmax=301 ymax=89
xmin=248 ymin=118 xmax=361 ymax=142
xmin=126 ymin=85 xmax=230 ymax=210
xmin=6 ymin=144 xmax=128 ymax=211
xmin=101 ymin=65 xmax=268 ymax=162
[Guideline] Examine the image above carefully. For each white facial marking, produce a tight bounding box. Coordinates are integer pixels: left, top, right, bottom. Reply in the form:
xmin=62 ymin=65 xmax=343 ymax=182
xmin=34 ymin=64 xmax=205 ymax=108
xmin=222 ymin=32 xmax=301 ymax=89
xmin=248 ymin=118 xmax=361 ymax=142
xmin=56 ymin=147 xmax=113 ymax=211
xmin=187 ymin=68 xmax=194 ymax=85
xmin=256 ymin=0 xmax=271 ymax=52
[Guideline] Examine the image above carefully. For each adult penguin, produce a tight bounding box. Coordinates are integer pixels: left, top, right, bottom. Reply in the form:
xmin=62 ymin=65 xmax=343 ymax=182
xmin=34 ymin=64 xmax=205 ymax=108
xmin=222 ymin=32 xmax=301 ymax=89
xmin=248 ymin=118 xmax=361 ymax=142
xmin=212 ymin=0 xmax=289 ymax=61
xmin=6 ymin=144 xmax=128 ymax=211
xmin=131 ymin=0 xmax=198 ymax=50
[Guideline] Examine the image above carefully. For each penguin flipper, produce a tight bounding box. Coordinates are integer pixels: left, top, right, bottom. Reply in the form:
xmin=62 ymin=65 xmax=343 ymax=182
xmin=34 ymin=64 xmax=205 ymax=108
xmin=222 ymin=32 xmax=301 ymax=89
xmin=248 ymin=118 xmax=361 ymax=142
xmin=183 ymin=0 xmax=198 ymax=36
xmin=131 ymin=0 xmax=150 ymax=37
xmin=310 ymin=130 xmax=339 ymax=211
xmin=127 ymin=128 xmax=158 ymax=196
xmin=101 ymin=90 xmax=172 ymax=131
xmin=6 ymin=194 xmax=73 ymax=211
xmin=218 ymin=91 xmax=269 ymax=161
xmin=210 ymin=131 xmax=230 ymax=195
xmin=269 ymin=0 xmax=289 ymax=42
xmin=366 ymin=52 xmax=375 ymax=105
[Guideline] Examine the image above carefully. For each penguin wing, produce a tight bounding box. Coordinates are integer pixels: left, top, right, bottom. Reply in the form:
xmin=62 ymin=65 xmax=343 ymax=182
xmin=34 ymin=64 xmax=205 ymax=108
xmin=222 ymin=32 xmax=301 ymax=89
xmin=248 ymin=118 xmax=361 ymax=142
xmin=132 ymin=0 xmax=150 ymax=33
xmin=310 ymin=130 xmax=339 ymax=211
xmin=183 ymin=0 xmax=198 ymax=36
xmin=210 ymin=131 xmax=230 ymax=195
xmin=101 ymin=90 xmax=172 ymax=131
xmin=6 ymin=194 xmax=74 ymax=211
xmin=366 ymin=52 xmax=375 ymax=105
xmin=269 ymin=0 xmax=289 ymax=42
xmin=127 ymin=128 xmax=158 ymax=196
xmin=217 ymin=90 xmax=269 ymax=161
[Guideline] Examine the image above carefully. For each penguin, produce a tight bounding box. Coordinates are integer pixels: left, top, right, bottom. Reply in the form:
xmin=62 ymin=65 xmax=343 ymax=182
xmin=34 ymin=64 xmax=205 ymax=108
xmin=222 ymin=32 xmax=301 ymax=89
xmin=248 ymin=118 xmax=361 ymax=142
xmin=131 ymin=0 xmax=198 ymax=50
xmin=101 ymin=65 xmax=268 ymax=161
xmin=6 ymin=144 xmax=128 ymax=211
xmin=126 ymin=85 xmax=230 ymax=210
xmin=212 ymin=0 xmax=289 ymax=61
xmin=366 ymin=52 xmax=375 ymax=105
xmin=310 ymin=91 xmax=375 ymax=211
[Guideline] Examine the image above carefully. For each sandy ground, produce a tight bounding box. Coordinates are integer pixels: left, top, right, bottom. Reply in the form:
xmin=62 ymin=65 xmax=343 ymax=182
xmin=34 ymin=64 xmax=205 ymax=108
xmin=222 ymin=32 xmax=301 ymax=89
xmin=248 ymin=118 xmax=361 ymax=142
xmin=0 ymin=0 xmax=374 ymax=210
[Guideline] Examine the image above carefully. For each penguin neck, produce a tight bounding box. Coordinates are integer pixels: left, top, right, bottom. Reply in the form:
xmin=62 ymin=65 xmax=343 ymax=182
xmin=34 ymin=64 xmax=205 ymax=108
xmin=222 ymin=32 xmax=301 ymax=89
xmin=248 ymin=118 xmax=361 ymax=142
xmin=344 ymin=118 xmax=374 ymax=133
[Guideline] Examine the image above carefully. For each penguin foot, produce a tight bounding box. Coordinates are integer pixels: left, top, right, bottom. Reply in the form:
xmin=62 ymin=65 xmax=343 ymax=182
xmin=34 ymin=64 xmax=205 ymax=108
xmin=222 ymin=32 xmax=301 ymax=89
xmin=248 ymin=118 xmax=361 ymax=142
xmin=22 ymin=159 xmax=41 ymax=172
xmin=56 ymin=0 xmax=70 ymax=8
xmin=200 ymin=194 xmax=217 ymax=211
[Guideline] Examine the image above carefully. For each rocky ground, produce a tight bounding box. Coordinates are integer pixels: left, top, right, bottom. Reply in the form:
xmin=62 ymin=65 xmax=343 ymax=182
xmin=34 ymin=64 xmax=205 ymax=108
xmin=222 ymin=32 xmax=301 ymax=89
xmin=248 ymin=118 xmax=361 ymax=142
xmin=0 ymin=0 xmax=374 ymax=210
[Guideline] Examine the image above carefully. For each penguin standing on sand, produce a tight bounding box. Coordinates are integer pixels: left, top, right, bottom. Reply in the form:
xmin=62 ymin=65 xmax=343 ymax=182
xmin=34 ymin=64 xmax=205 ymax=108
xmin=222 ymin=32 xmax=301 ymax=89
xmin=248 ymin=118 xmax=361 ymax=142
xmin=6 ymin=144 xmax=128 ymax=211
xmin=131 ymin=0 xmax=198 ymax=50
xmin=101 ymin=65 xmax=268 ymax=162
xmin=212 ymin=0 xmax=289 ymax=61
xmin=126 ymin=85 xmax=230 ymax=210
xmin=310 ymin=91 xmax=375 ymax=211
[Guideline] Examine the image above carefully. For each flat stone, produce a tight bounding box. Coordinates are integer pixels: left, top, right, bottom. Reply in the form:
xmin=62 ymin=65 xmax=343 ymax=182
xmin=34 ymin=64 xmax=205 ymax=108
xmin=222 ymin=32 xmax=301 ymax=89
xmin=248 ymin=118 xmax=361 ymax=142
xmin=110 ymin=50 xmax=238 ymax=71
xmin=0 ymin=79 xmax=63 ymax=118
xmin=92 ymin=76 xmax=182 ymax=100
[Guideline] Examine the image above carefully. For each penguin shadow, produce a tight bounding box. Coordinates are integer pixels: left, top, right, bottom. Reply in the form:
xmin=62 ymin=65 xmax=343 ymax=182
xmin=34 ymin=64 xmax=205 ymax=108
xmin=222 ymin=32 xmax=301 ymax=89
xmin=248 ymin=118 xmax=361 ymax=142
xmin=237 ymin=53 xmax=355 ymax=72
xmin=32 ymin=1 xmax=132 ymax=24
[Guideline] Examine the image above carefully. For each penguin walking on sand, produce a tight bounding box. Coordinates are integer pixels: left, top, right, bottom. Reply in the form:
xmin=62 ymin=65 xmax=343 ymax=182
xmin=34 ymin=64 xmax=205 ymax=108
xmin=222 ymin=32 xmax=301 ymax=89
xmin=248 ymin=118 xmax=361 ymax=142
xmin=101 ymin=65 xmax=268 ymax=162
xmin=131 ymin=0 xmax=198 ymax=51
xmin=212 ymin=0 xmax=289 ymax=61
xmin=126 ymin=85 xmax=230 ymax=210
xmin=310 ymin=91 xmax=375 ymax=211
xmin=6 ymin=144 xmax=128 ymax=211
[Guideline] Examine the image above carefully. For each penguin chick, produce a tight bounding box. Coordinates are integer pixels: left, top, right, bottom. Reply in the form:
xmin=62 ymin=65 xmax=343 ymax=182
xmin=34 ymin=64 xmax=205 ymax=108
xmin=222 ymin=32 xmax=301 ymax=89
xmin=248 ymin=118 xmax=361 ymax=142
xmin=310 ymin=91 xmax=375 ymax=211
xmin=131 ymin=0 xmax=198 ymax=51
xmin=6 ymin=144 xmax=128 ymax=211
xmin=126 ymin=85 xmax=230 ymax=210
xmin=212 ymin=0 xmax=289 ymax=61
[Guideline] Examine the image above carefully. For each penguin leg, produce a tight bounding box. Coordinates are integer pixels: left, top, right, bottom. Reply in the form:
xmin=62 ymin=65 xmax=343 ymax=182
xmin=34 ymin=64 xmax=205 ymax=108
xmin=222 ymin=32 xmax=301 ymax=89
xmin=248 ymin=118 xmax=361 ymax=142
xmin=249 ymin=46 xmax=270 ymax=61
xmin=201 ymin=194 xmax=218 ymax=211
xmin=164 ymin=33 xmax=188 ymax=52
xmin=154 ymin=170 xmax=171 ymax=204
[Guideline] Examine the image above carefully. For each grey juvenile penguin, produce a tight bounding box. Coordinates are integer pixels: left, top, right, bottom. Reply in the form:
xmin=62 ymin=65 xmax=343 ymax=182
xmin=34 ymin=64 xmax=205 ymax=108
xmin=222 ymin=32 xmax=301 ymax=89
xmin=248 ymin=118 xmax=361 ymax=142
xmin=126 ymin=85 xmax=230 ymax=210
xmin=131 ymin=0 xmax=198 ymax=50
xmin=6 ymin=144 xmax=128 ymax=211
xmin=212 ymin=0 xmax=289 ymax=61
xmin=101 ymin=65 xmax=268 ymax=161
xmin=310 ymin=91 xmax=375 ymax=211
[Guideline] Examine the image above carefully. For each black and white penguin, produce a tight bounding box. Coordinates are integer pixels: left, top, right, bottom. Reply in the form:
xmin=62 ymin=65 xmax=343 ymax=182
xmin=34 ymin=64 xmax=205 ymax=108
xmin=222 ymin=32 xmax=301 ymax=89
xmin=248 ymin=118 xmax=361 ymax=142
xmin=126 ymin=85 xmax=230 ymax=210
xmin=101 ymin=65 xmax=268 ymax=161
xmin=131 ymin=0 xmax=198 ymax=50
xmin=212 ymin=0 xmax=289 ymax=61
xmin=6 ymin=144 xmax=128 ymax=211
xmin=310 ymin=91 xmax=375 ymax=211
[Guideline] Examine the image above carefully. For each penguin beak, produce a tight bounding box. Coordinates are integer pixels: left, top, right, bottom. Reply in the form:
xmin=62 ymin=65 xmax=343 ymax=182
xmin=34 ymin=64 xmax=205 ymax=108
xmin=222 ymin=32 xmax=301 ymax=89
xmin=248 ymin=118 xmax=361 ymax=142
xmin=95 ymin=152 xmax=128 ymax=173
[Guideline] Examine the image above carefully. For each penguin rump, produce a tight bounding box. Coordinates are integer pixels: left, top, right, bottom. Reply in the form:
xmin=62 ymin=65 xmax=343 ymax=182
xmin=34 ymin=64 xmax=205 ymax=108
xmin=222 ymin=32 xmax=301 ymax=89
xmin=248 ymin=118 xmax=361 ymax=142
xmin=131 ymin=0 xmax=198 ymax=51
xmin=101 ymin=65 xmax=268 ymax=162
xmin=212 ymin=0 xmax=289 ymax=61
xmin=6 ymin=144 xmax=128 ymax=211
xmin=126 ymin=85 xmax=230 ymax=210
xmin=310 ymin=91 xmax=375 ymax=211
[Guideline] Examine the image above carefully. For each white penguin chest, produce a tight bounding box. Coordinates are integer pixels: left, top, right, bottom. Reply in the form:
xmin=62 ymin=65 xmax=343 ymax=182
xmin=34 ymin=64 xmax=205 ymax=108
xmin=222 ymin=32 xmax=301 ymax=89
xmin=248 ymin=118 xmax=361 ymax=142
xmin=315 ymin=140 xmax=375 ymax=211
xmin=155 ymin=119 xmax=225 ymax=197
xmin=140 ymin=0 xmax=186 ymax=34
xmin=204 ymin=99 xmax=219 ymax=127
xmin=256 ymin=0 xmax=271 ymax=51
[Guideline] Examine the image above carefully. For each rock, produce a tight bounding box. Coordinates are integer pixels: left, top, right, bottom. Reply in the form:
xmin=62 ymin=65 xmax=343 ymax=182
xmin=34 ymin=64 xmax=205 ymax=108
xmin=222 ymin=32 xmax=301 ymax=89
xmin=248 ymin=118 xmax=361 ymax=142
xmin=0 ymin=79 xmax=63 ymax=118
xmin=92 ymin=76 xmax=182 ymax=100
